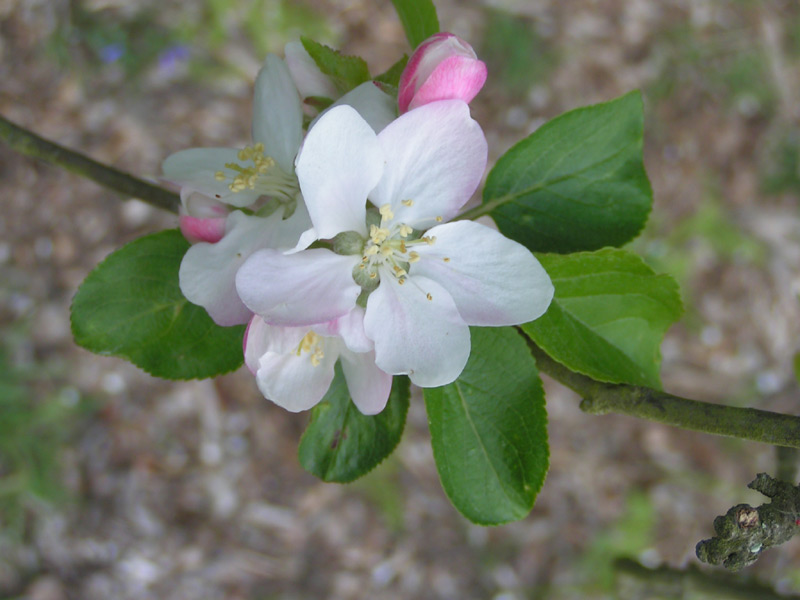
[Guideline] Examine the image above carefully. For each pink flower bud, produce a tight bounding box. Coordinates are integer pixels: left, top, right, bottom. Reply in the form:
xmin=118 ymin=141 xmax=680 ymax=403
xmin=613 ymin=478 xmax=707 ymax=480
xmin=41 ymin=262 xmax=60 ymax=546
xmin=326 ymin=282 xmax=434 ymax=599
xmin=398 ymin=32 xmax=487 ymax=114
xmin=178 ymin=191 xmax=228 ymax=244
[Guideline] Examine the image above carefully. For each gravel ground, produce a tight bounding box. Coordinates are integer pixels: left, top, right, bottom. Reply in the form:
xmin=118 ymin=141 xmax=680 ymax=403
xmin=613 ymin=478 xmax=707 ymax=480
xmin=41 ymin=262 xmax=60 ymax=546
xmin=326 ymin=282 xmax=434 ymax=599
xmin=1 ymin=1 xmax=800 ymax=598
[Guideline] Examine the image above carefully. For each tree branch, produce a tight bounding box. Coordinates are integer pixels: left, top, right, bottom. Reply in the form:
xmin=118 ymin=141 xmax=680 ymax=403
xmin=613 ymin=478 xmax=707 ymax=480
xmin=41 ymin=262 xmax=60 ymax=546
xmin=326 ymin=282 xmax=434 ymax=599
xmin=696 ymin=473 xmax=800 ymax=570
xmin=0 ymin=113 xmax=179 ymax=214
xmin=526 ymin=340 xmax=800 ymax=448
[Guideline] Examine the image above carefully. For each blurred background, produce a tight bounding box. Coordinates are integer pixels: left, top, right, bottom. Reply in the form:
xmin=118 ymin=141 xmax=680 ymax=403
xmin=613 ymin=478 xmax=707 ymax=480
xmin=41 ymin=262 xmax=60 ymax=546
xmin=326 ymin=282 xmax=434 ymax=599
xmin=1 ymin=0 xmax=800 ymax=598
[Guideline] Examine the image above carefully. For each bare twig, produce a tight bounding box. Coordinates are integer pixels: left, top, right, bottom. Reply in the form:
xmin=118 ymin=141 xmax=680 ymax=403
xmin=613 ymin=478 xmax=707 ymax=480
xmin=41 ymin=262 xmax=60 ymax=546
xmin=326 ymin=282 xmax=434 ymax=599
xmin=0 ymin=113 xmax=179 ymax=214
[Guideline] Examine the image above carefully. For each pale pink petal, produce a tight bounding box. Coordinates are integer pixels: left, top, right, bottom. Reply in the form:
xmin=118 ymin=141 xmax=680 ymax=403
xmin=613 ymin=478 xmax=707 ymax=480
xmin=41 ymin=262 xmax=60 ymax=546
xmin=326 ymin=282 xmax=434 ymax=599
xmin=295 ymin=105 xmax=383 ymax=239
xmin=181 ymin=190 xmax=229 ymax=219
xmin=255 ymin=342 xmax=338 ymax=412
xmin=364 ymin=273 xmax=470 ymax=387
xmin=324 ymin=81 xmax=396 ymax=133
xmin=236 ymin=249 xmax=361 ymax=326
xmin=162 ymin=148 xmax=261 ymax=208
xmin=314 ymin=307 xmax=373 ymax=353
xmin=252 ymin=54 xmax=303 ymax=174
xmin=179 ymin=211 xmax=289 ymax=326
xmin=340 ymin=350 xmax=393 ymax=415
xmin=407 ymin=55 xmax=487 ymax=112
xmin=370 ymin=100 xmax=487 ymax=230
xmin=413 ymin=221 xmax=554 ymax=326
xmin=284 ymin=40 xmax=338 ymax=101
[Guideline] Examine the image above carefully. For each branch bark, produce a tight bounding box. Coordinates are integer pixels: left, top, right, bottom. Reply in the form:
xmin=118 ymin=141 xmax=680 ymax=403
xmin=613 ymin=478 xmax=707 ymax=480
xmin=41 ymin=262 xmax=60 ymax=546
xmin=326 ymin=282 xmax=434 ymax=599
xmin=0 ymin=113 xmax=180 ymax=214
xmin=526 ymin=340 xmax=800 ymax=449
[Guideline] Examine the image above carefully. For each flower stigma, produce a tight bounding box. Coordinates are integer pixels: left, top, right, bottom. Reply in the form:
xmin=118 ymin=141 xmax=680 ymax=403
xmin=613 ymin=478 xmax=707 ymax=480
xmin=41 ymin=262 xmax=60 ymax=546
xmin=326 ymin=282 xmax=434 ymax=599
xmin=354 ymin=202 xmax=437 ymax=298
xmin=296 ymin=331 xmax=325 ymax=367
xmin=214 ymin=143 xmax=299 ymax=202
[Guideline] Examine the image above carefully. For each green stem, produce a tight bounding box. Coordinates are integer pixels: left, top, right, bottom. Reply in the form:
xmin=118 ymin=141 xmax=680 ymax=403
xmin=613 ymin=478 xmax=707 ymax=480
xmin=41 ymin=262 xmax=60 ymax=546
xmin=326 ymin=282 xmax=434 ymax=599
xmin=527 ymin=341 xmax=800 ymax=448
xmin=0 ymin=113 xmax=180 ymax=214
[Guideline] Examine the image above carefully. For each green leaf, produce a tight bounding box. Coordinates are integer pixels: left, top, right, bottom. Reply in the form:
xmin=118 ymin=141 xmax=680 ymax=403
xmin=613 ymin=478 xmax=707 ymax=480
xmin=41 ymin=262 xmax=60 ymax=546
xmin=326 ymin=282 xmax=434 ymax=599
xmin=300 ymin=37 xmax=371 ymax=95
xmin=522 ymin=248 xmax=683 ymax=388
xmin=481 ymin=91 xmax=652 ymax=253
xmin=375 ymin=54 xmax=408 ymax=88
xmin=298 ymin=366 xmax=410 ymax=483
xmin=390 ymin=0 xmax=439 ymax=49
xmin=71 ymin=230 xmax=245 ymax=379
xmin=424 ymin=327 xmax=548 ymax=525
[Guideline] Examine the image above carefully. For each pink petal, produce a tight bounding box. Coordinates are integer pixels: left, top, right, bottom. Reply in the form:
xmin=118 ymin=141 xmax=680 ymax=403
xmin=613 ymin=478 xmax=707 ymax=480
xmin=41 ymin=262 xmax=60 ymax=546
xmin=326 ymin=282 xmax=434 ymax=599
xmin=407 ymin=55 xmax=487 ymax=112
xmin=179 ymin=215 xmax=226 ymax=244
xmin=364 ymin=273 xmax=470 ymax=387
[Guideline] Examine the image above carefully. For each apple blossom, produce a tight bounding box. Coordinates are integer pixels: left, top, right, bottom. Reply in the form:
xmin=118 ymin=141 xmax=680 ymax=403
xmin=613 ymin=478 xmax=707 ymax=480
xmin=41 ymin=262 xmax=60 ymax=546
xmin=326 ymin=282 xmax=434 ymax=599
xmin=236 ymin=101 xmax=554 ymax=388
xmin=398 ymin=32 xmax=487 ymax=114
xmin=243 ymin=308 xmax=392 ymax=414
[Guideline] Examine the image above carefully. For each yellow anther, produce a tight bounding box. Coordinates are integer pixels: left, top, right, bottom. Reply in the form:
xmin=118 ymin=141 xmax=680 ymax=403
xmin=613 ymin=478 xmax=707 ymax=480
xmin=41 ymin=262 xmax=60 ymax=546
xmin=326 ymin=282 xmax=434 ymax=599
xmin=369 ymin=272 xmax=377 ymax=279
xmin=426 ymin=293 xmax=433 ymax=301
xmin=408 ymin=252 xmax=420 ymax=263
xmin=359 ymin=263 xmax=366 ymax=270
xmin=297 ymin=332 xmax=324 ymax=366
xmin=253 ymin=142 xmax=264 ymax=153
xmin=397 ymin=278 xmax=406 ymax=285
xmin=379 ymin=204 xmax=394 ymax=222
xmin=364 ymin=245 xmax=379 ymax=256
xmin=380 ymin=245 xmax=394 ymax=256
xmin=422 ymin=236 xmax=437 ymax=245
xmin=369 ymin=225 xmax=390 ymax=244
xmin=214 ymin=171 xmax=226 ymax=181
xmin=443 ymin=257 xmax=450 ymax=262
xmin=399 ymin=241 xmax=407 ymax=253
xmin=237 ymin=148 xmax=249 ymax=160
xmin=393 ymin=266 xmax=407 ymax=277
xmin=401 ymin=199 xmax=414 ymax=207
xmin=399 ymin=224 xmax=413 ymax=238
xmin=435 ymin=216 xmax=443 ymax=222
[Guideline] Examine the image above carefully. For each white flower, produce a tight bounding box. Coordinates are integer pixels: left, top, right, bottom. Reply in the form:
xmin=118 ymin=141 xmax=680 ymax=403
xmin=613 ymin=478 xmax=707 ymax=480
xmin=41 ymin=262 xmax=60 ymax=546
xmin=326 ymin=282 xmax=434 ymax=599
xmin=244 ymin=308 xmax=392 ymax=414
xmin=236 ymin=101 xmax=554 ymax=387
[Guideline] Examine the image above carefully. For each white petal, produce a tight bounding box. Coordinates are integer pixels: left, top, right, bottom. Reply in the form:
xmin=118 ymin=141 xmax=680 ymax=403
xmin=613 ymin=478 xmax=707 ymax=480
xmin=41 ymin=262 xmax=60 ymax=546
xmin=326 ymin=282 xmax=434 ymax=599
xmin=340 ymin=350 xmax=393 ymax=415
xmin=255 ymin=342 xmax=339 ymax=412
xmin=252 ymin=54 xmax=303 ymax=174
xmin=179 ymin=210 xmax=289 ymax=326
xmin=295 ymin=105 xmax=383 ymax=238
xmin=413 ymin=221 xmax=554 ymax=326
xmin=162 ymin=148 xmax=261 ymax=208
xmin=364 ymin=273 xmax=470 ymax=387
xmin=320 ymin=81 xmax=397 ymax=133
xmin=244 ymin=316 xmax=307 ymax=374
xmin=236 ymin=249 xmax=361 ymax=326
xmin=370 ymin=100 xmax=487 ymax=229
xmin=284 ymin=40 xmax=338 ymax=100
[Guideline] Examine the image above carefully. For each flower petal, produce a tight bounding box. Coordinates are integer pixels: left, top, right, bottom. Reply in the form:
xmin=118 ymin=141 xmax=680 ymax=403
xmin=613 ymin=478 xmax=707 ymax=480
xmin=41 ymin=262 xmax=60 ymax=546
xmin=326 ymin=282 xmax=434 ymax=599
xmin=179 ymin=210 xmax=290 ymax=326
xmin=407 ymin=55 xmax=487 ymax=111
xmin=370 ymin=100 xmax=487 ymax=230
xmin=295 ymin=105 xmax=383 ymax=239
xmin=162 ymin=148 xmax=261 ymax=208
xmin=236 ymin=249 xmax=361 ymax=326
xmin=364 ymin=273 xmax=470 ymax=387
xmin=413 ymin=221 xmax=554 ymax=326
xmin=340 ymin=350 xmax=393 ymax=415
xmin=284 ymin=40 xmax=338 ymax=101
xmin=325 ymin=81 xmax=396 ymax=133
xmin=244 ymin=316 xmax=307 ymax=374
xmin=313 ymin=307 xmax=373 ymax=353
xmin=255 ymin=341 xmax=339 ymax=412
xmin=252 ymin=54 xmax=304 ymax=174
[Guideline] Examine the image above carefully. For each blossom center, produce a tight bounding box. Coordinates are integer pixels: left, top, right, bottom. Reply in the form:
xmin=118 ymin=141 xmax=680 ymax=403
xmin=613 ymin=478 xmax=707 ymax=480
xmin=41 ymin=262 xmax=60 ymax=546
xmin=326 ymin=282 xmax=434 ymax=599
xmin=357 ymin=203 xmax=435 ymax=286
xmin=214 ymin=143 xmax=299 ymax=202
xmin=296 ymin=331 xmax=324 ymax=367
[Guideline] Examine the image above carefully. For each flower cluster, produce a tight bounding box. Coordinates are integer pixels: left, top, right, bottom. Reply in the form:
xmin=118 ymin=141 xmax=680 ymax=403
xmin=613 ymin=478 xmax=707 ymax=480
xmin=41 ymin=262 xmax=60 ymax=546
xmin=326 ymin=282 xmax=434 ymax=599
xmin=163 ymin=34 xmax=554 ymax=415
